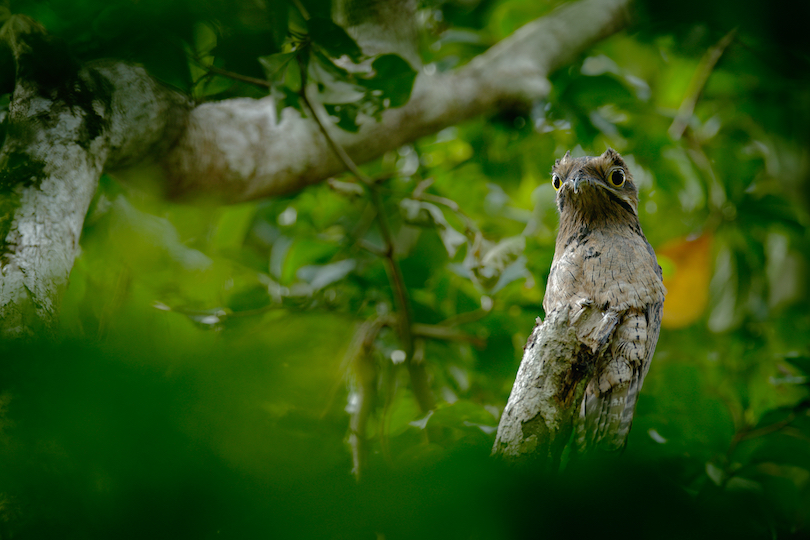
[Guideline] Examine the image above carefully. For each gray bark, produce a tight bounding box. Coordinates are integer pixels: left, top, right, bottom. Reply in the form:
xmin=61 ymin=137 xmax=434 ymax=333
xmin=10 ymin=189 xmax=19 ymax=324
xmin=492 ymin=307 xmax=592 ymax=469
xmin=155 ymin=0 xmax=632 ymax=203
xmin=0 ymin=24 xmax=189 ymax=337
xmin=0 ymin=0 xmax=631 ymax=335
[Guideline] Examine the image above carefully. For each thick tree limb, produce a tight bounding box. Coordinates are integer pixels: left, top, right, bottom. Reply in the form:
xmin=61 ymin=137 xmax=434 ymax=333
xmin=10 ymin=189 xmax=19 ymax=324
xmin=492 ymin=307 xmax=592 ymax=469
xmin=155 ymin=0 xmax=631 ymax=203
xmin=0 ymin=20 xmax=189 ymax=337
xmin=0 ymin=0 xmax=630 ymax=334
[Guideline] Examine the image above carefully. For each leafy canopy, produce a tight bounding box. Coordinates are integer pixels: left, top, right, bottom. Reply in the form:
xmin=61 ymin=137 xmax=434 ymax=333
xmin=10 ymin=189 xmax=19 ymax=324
xmin=0 ymin=0 xmax=809 ymax=538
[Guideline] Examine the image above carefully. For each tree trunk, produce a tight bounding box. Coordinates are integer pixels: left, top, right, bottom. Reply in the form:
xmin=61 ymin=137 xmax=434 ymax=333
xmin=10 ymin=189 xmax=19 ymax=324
xmin=492 ymin=307 xmax=593 ymax=469
xmin=0 ymin=21 xmax=189 ymax=337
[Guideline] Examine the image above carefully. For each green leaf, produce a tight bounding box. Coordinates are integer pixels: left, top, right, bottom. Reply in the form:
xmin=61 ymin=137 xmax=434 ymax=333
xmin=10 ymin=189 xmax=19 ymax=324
xmin=784 ymin=355 xmax=810 ymax=378
xmin=267 ymin=0 xmax=290 ymax=49
xmin=361 ymin=54 xmax=417 ymax=108
xmin=271 ymin=85 xmax=303 ymax=113
xmin=111 ymin=197 xmax=212 ymax=271
xmin=227 ymin=284 xmax=272 ymax=312
xmin=296 ymin=259 xmax=356 ymax=291
xmin=282 ymin=238 xmax=340 ymax=283
xmin=309 ymin=57 xmax=365 ymax=104
xmin=259 ymin=51 xmax=298 ymax=83
xmin=312 ymin=49 xmax=352 ymax=79
xmin=307 ymin=16 xmax=363 ymax=62
xmin=417 ymin=400 xmax=499 ymax=443
xmin=211 ymin=203 xmax=257 ymax=253
xmin=399 ymin=199 xmax=467 ymax=257
xmin=324 ymin=103 xmax=361 ymax=132
xmin=748 ymin=434 xmax=810 ymax=471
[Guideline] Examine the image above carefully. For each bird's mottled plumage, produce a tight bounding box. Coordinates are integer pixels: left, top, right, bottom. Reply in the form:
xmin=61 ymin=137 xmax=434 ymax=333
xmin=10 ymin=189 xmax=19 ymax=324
xmin=543 ymin=148 xmax=665 ymax=451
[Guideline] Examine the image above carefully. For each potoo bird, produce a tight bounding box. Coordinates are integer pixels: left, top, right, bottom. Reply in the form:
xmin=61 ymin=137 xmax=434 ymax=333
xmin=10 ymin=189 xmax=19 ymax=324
xmin=544 ymin=148 xmax=665 ymax=451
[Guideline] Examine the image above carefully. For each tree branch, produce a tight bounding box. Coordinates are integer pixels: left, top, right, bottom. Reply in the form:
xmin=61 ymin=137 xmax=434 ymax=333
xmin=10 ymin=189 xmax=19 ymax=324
xmin=0 ymin=0 xmax=631 ymax=334
xmin=0 ymin=18 xmax=189 ymax=336
xmin=668 ymin=28 xmax=736 ymax=140
xmin=144 ymin=0 xmax=631 ymax=203
xmin=492 ymin=307 xmax=592 ymax=470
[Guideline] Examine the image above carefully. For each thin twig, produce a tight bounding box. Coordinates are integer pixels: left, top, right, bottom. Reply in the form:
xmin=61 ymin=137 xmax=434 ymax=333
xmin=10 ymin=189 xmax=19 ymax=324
xmin=296 ymin=59 xmax=435 ymax=413
xmin=297 ymin=57 xmax=373 ymax=185
xmin=727 ymin=412 xmax=797 ymax=458
xmin=378 ymin=356 xmax=396 ymax=463
xmin=669 ymin=28 xmax=737 ymax=140
xmin=358 ymin=238 xmax=387 ymax=257
xmin=412 ymin=323 xmax=486 ymax=347
xmin=417 ymin=191 xmax=479 ymax=235
xmin=436 ymin=308 xmax=489 ymax=328
xmin=193 ymin=58 xmax=273 ymax=89
xmin=321 ymin=314 xmax=394 ymax=417
xmin=346 ymin=317 xmax=389 ymax=481
xmin=292 ymin=0 xmax=310 ymax=20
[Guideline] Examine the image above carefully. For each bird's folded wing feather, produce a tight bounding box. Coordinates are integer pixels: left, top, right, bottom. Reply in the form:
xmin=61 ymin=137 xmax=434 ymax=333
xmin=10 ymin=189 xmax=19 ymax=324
xmin=575 ymin=303 xmax=662 ymax=451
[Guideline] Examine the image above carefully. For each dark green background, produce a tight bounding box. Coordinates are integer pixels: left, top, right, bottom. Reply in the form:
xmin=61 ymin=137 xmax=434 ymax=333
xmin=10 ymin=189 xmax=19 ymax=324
xmin=0 ymin=0 xmax=808 ymax=537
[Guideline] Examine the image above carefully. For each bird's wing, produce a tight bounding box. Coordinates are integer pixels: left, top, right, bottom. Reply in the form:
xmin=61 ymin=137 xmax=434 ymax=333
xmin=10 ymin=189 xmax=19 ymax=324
xmin=575 ymin=301 xmax=663 ymax=452
xmin=570 ymin=299 xmax=620 ymax=354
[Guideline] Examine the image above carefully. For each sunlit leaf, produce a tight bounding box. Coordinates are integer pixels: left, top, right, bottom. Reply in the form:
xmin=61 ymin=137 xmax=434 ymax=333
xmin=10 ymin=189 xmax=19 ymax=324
xmin=438 ymin=223 xmax=467 ymax=258
xmin=399 ymin=199 xmax=467 ymax=257
xmin=309 ymin=55 xmax=365 ymax=104
xmin=212 ymin=203 xmax=257 ymax=253
xmin=327 ymin=178 xmax=364 ymax=197
xmin=480 ymin=235 xmax=525 ymax=270
xmin=297 ymin=259 xmax=356 ymax=291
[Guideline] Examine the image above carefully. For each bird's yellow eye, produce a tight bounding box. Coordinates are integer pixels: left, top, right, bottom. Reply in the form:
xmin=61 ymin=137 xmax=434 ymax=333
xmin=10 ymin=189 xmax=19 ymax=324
xmin=552 ymin=173 xmax=562 ymax=191
xmin=608 ymin=168 xmax=625 ymax=187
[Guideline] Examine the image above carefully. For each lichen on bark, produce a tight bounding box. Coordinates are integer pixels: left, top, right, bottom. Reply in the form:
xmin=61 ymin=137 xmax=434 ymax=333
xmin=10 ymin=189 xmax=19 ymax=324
xmin=0 ymin=0 xmax=631 ymax=336
xmin=492 ymin=307 xmax=593 ymax=470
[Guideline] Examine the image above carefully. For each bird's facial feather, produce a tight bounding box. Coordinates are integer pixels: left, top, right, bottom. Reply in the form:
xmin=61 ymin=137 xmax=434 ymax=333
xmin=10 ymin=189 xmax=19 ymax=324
xmin=552 ymin=148 xmax=639 ymax=217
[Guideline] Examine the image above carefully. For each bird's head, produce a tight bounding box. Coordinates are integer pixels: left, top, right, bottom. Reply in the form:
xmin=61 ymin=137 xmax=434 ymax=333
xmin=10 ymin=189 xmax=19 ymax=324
xmin=551 ymin=148 xmax=639 ymax=224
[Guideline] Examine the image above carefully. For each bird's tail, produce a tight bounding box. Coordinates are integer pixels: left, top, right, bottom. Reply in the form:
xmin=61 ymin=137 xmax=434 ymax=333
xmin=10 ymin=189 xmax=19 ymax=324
xmin=573 ymin=307 xmax=661 ymax=453
xmin=574 ymin=371 xmax=642 ymax=452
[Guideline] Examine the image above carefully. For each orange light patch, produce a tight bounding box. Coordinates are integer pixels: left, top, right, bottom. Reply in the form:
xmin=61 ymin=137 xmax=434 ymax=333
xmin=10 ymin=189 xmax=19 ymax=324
xmin=659 ymin=234 xmax=713 ymax=329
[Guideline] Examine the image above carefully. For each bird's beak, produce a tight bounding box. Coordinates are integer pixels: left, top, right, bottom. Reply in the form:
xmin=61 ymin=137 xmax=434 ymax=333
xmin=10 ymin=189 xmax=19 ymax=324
xmin=568 ymin=175 xmax=584 ymax=194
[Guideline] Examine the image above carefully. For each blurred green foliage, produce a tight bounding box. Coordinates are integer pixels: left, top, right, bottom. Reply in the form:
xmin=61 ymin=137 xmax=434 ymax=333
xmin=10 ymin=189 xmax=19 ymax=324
xmin=1 ymin=0 xmax=809 ymax=538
